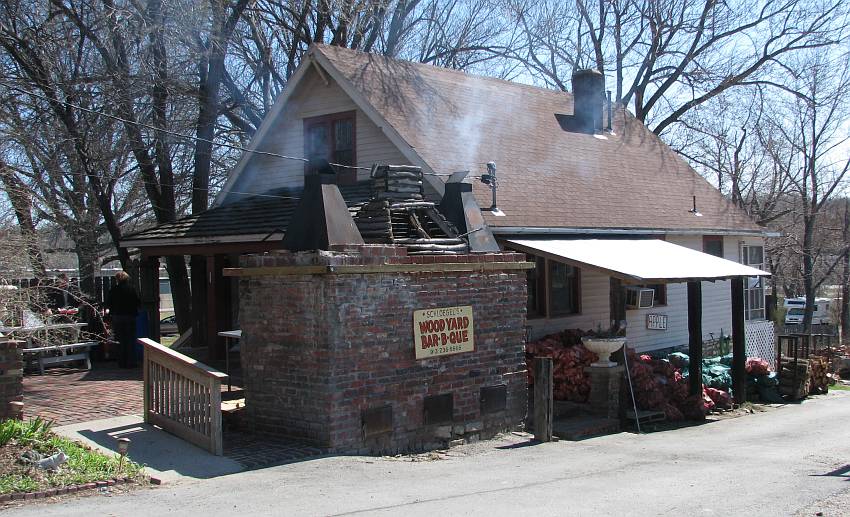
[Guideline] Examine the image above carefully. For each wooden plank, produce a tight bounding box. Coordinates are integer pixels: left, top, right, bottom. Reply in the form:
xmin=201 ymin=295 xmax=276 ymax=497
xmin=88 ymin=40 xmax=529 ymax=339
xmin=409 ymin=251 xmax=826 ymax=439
xmin=687 ymin=281 xmax=703 ymax=397
xmin=147 ymin=412 xmax=216 ymax=455
xmin=139 ymin=339 xmax=228 ymax=380
xmin=533 ymin=357 xmax=554 ymax=442
xmin=210 ymin=378 xmax=223 ymax=456
xmin=23 ymin=341 xmax=98 ymax=353
xmin=143 ymin=350 xmax=151 ymax=422
xmin=731 ymin=278 xmax=747 ymax=403
xmin=223 ymin=261 xmax=535 ymax=277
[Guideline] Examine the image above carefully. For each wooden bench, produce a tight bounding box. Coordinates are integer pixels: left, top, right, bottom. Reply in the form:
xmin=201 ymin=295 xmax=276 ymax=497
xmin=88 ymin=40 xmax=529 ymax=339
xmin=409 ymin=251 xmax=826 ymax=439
xmin=23 ymin=341 xmax=98 ymax=375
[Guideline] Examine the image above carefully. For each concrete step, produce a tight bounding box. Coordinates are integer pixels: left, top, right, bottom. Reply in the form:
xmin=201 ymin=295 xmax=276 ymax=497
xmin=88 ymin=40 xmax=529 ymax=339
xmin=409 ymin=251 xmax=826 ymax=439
xmin=552 ymin=416 xmax=620 ymax=441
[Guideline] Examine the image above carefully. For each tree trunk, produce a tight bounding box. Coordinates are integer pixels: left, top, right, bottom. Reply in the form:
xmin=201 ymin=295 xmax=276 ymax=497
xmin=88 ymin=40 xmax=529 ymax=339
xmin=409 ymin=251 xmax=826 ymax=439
xmin=74 ymin=231 xmax=99 ymax=299
xmin=0 ymin=164 xmax=46 ymax=278
xmin=841 ymin=201 xmax=850 ymax=341
xmin=802 ymin=215 xmax=816 ymax=331
xmin=165 ymin=256 xmax=193 ymax=333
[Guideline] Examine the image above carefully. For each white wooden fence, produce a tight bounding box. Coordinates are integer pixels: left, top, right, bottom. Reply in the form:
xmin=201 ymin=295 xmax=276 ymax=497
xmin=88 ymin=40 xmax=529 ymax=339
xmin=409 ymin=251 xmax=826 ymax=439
xmin=140 ymin=338 xmax=228 ymax=456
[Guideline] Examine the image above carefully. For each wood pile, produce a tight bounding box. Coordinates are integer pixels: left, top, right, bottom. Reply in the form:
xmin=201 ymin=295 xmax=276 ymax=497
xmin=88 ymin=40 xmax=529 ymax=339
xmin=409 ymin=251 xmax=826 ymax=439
xmin=807 ymin=356 xmax=829 ymax=395
xmin=371 ymin=165 xmax=424 ymax=201
xmin=352 ymin=164 xmax=468 ymax=254
xmin=778 ymin=357 xmax=811 ymax=400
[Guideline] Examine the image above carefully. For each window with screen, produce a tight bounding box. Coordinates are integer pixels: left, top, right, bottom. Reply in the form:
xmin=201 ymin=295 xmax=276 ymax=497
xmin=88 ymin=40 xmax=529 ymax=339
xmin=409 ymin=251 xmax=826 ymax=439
xmin=522 ymin=254 xmax=581 ymax=318
xmin=304 ymin=111 xmax=356 ymax=184
xmin=526 ymin=255 xmax=546 ymax=319
xmin=548 ymin=260 xmax=580 ymax=316
xmin=703 ymin=235 xmax=724 ymax=258
xmin=741 ymin=244 xmax=765 ymax=320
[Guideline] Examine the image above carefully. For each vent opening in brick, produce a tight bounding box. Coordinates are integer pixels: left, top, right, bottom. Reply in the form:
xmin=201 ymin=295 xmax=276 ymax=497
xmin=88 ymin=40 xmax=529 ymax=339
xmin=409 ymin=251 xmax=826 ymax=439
xmin=480 ymin=385 xmax=507 ymax=414
xmin=423 ymin=393 xmax=454 ymax=424
xmin=362 ymin=405 xmax=393 ymax=438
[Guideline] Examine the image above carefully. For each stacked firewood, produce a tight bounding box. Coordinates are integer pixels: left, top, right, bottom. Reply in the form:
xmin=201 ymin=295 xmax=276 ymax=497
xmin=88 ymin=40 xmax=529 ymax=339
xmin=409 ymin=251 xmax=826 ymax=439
xmin=352 ymin=164 xmax=468 ymax=254
xmin=778 ymin=357 xmax=811 ymax=400
xmin=371 ymin=165 xmax=424 ymax=200
xmin=807 ymin=356 xmax=829 ymax=394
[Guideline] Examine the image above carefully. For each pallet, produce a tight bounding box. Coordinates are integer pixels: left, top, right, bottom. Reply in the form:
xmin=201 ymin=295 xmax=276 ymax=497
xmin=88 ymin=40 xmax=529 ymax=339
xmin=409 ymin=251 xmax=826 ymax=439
xmin=625 ymin=409 xmax=666 ymax=425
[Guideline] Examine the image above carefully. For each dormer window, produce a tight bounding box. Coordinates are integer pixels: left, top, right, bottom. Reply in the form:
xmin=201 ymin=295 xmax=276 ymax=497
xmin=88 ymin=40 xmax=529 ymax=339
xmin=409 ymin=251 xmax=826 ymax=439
xmin=304 ymin=111 xmax=356 ymax=184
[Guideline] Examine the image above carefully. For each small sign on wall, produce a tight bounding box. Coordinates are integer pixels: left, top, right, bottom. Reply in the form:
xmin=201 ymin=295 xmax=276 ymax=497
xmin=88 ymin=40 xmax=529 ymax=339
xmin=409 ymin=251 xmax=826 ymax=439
xmin=646 ymin=313 xmax=668 ymax=330
xmin=413 ymin=305 xmax=474 ymax=359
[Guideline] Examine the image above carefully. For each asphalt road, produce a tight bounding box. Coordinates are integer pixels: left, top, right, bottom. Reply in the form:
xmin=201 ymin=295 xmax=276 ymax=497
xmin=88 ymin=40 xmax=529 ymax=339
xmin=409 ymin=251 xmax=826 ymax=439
xmin=10 ymin=391 xmax=850 ymax=516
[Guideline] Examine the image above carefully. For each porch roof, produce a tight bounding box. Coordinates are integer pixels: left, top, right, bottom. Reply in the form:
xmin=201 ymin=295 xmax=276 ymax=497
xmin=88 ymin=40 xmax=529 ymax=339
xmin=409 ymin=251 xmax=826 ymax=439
xmin=505 ymin=238 xmax=770 ymax=284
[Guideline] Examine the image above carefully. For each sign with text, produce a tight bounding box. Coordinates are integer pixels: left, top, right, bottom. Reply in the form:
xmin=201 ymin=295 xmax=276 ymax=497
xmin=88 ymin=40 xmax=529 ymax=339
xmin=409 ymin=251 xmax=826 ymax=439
xmin=646 ymin=313 xmax=668 ymax=330
xmin=413 ymin=305 xmax=474 ymax=359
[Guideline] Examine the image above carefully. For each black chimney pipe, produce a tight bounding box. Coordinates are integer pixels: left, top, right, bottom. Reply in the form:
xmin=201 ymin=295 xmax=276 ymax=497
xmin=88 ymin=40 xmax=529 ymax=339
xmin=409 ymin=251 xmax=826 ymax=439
xmin=571 ymin=69 xmax=605 ymax=134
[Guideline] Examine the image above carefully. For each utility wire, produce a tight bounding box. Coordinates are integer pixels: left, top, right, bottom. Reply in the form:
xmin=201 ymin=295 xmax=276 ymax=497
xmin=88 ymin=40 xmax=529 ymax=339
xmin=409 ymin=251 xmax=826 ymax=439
xmin=0 ymin=80 xmax=367 ymax=171
xmin=1 ymin=80 xmax=486 ymax=186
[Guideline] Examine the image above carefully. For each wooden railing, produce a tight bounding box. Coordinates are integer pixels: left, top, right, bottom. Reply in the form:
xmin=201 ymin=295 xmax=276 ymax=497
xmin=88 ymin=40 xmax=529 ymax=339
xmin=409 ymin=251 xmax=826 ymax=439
xmin=139 ymin=338 xmax=228 ymax=456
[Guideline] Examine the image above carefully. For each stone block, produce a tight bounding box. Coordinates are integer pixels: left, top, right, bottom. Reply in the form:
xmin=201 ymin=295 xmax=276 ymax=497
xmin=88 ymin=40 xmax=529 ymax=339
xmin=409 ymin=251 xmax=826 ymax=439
xmin=434 ymin=425 xmax=453 ymax=439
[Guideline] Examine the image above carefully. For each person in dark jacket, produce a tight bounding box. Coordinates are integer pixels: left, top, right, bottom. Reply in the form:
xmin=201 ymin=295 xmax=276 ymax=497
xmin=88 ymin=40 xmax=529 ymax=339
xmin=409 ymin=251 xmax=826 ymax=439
xmin=106 ymin=271 xmax=140 ymax=368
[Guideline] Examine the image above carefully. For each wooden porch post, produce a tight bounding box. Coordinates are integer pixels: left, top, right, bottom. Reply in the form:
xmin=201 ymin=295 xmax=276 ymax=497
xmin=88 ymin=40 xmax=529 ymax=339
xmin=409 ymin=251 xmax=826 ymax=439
xmin=687 ymin=281 xmax=703 ymax=396
xmin=731 ymin=277 xmax=747 ymax=403
xmin=139 ymin=256 xmax=161 ymax=343
xmin=206 ymin=255 xmax=228 ymax=360
xmin=191 ymin=255 xmax=208 ymax=350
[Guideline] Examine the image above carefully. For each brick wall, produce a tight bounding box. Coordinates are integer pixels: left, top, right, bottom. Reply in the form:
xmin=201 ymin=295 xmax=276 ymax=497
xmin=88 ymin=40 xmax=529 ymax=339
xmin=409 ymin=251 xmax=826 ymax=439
xmin=237 ymin=245 xmax=528 ymax=454
xmin=0 ymin=337 xmax=24 ymax=420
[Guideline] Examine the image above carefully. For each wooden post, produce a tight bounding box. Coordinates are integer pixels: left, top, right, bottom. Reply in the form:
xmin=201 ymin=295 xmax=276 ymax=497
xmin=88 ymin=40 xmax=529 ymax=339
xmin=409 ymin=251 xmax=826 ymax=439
xmin=142 ymin=342 xmax=150 ymax=424
xmin=190 ymin=255 xmax=207 ymax=350
xmin=731 ymin=277 xmax=747 ymax=404
xmin=533 ymin=357 xmax=553 ymax=442
xmin=139 ymin=256 xmax=161 ymax=343
xmin=206 ymin=255 xmax=228 ymax=360
xmin=687 ymin=281 xmax=703 ymax=397
xmin=210 ymin=376 xmax=223 ymax=456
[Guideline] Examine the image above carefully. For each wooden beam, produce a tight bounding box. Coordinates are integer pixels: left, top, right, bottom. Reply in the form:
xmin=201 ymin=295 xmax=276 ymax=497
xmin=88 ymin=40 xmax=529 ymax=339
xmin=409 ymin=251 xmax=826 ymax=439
xmin=139 ymin=256 xmax=160 ymax=343
xmin=140 ymin=241 xmax=280 ymax=258
xmin=687 ymin=281 xmax=703 ymax=397
xmin=222 ymin=261 xmax=535 ymax=277
xmin=533 ymin=357 xmax=553 ymax=442
xmin=731 ymin=277 xmax=747 ymax=404
xmin=206 ymin=255 xmax=228 ymax=361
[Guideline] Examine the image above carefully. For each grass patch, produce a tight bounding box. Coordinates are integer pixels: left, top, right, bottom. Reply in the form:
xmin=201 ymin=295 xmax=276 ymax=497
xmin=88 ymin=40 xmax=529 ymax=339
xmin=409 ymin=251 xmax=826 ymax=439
xmin=0 ymin=418 xmax=145 ymax=495
xmin=830 ymin=383 xmax=850 ymax=391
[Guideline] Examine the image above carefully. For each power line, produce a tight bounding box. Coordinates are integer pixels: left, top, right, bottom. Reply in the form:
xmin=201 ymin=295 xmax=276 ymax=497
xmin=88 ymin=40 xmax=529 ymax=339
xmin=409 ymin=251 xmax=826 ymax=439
xmin=1 ymin=80 xmax=486 ymax=186
xmin=0 ymin=80 xmax=368 ymax=171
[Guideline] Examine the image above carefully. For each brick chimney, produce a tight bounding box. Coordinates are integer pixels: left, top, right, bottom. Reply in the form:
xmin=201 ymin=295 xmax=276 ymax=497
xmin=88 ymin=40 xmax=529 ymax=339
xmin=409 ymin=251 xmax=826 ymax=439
xmin=571 ymin=69 xmax=605 ymax=134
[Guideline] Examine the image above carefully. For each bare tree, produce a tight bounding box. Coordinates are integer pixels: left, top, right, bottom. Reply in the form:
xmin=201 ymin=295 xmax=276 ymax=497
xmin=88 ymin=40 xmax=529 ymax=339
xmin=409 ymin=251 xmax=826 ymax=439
xmin=506 ymin=0 xmax=847 ymax=136
xmin=765 ymin=51 xmax=850 ymax=329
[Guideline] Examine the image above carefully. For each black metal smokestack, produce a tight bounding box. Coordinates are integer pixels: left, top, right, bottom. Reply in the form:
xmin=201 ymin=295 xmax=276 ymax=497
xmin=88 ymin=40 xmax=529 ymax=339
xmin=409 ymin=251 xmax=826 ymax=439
xmin=571 ymin=69 xmax=605 ymax=134
xmin=438 ymin=171 xmax=500 ymax=253
xmin=281 ymin=159 xmax=364 ymax=251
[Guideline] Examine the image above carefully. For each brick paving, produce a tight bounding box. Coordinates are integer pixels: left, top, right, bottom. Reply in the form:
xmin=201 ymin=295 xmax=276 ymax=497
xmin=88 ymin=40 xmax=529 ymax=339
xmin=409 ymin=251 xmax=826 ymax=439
xmin=223 ymin=432 xmax=327 ymax=470
xmin=22 ymin=360 xmax=326 ymax=470
xmin=23 ymin=362 xmax=143 ymax=426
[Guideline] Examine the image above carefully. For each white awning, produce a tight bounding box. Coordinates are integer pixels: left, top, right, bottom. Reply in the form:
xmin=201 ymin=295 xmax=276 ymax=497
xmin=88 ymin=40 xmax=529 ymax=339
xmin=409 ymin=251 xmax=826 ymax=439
xmin=506 ymin=239 xmax=770 ymax=284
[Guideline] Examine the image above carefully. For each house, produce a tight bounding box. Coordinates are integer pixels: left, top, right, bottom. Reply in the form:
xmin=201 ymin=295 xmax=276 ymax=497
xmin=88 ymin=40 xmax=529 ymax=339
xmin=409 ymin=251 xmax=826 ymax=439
xmin=122 ymin=43 xmax=773 ymax=360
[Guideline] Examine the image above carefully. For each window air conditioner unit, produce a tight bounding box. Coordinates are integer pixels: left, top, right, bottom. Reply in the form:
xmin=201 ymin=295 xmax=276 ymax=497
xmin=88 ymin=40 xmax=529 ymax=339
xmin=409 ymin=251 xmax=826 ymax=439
xmin=626 ymin=288 xmax=655 ymax=309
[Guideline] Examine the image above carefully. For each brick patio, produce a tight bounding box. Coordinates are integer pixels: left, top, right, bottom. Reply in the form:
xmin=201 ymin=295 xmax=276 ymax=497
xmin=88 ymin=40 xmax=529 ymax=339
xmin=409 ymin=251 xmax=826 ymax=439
xmin=22 ymin=359 xmax=327 ymax=470
xmin=23 ymin=362 xmax=143 ymax=426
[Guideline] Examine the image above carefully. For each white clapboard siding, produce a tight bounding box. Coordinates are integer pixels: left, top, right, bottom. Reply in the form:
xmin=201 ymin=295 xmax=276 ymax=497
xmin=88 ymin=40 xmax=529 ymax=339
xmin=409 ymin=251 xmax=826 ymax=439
xmin=527 ymin=268 xmax=610 ymax=340
xmin=231 ymin=66 xmax=409 ymax=196
xmin=625 ymin=235 xmax=765 ymax=353
xmin=526 ymin=235 xmax=766 ymax=353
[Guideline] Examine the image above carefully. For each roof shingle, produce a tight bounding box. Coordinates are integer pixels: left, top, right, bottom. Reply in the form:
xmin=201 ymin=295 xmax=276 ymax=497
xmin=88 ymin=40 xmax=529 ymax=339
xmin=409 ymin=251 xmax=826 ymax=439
xmin=313 ymin=44 xmax=762 ymax=233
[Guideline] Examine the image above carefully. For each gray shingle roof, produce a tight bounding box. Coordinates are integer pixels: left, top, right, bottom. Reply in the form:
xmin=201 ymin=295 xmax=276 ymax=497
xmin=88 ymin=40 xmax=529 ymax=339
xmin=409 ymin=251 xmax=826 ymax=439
xmin=313 ymin=44 xmax=762 ymax=234
xmin=123 ymin=183 xmax=372 ymax=244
